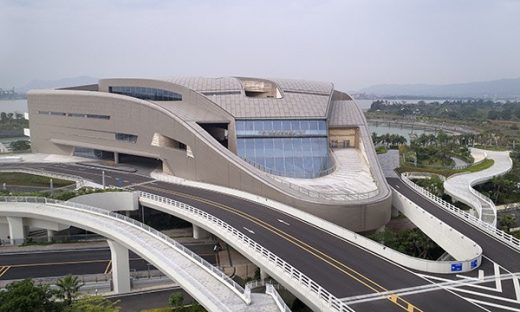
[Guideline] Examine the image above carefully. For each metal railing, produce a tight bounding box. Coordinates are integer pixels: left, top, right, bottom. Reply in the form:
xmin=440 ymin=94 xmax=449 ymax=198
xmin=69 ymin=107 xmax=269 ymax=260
xmin=266 ymin=283 xmax=292 ymax=312
xmin=244 ymin=278 xmax=291 ymax=311
xmin=0 ymin=196 xmax=248 ymax=305
xmin=401 ymin=174 xmax=520 ymax=251
xmin=138 ymin=191 xmax=356 ymax=312
xmin=242 ymin=156 xmax=379 ymax=202
xmin=241 ymin=154 xmax=337 ymax=179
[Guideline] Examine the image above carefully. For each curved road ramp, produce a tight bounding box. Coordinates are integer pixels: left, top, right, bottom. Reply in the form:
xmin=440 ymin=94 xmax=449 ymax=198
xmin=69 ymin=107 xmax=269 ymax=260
xmin=0 ymin=197 xmax=282 ymax=312
xmin=444 ymin=148 xmax=513 ymax=227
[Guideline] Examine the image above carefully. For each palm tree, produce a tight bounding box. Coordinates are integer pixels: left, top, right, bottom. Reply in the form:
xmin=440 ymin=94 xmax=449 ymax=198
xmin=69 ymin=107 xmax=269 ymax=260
xmin=56 ymin=275 xmax=83 ymax=306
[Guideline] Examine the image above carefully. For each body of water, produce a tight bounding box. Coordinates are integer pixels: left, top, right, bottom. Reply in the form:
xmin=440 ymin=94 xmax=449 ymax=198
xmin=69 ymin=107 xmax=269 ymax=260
xmin=0 ymin=99 xmax=27 ymax=113
xmin=355 ymin=98 xmax=452 ymax=111
xmin=368 ymin=122 xmax=436 ymax=143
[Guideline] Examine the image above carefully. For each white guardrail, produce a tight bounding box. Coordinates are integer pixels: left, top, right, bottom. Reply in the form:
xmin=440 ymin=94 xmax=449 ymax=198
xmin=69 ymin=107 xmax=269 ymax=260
xmin=401 ymin=173 xmax=520 ymax=252
xmin=245 ymin=280 xmax=291 ymax=312
xmin=0 ymin=196 xmax=250 ymax=307
xmin=139 ymin=191 xmax=355 ymax=312
xmin=0 ymin=168 xmax=86 ymax=189
xmin=243 ymin=156 xmax=379 ymax=202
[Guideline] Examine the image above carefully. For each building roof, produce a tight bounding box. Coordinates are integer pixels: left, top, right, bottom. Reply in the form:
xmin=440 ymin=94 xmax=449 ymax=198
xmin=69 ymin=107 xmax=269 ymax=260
xmin=328 ymin=100 xmax=365 ymax=127
xmin=162 ymin=77 xmax=333 ymax=119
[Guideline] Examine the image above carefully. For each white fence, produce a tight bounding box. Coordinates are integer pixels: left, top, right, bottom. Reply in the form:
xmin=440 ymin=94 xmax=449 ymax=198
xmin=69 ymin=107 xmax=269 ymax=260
xmin=245 ymin=280 xmax=291 ymax=312
xmin=139 ymin=191 xmax=356 ymax=312
xmin=401 ymin=174 xmax=520 ymax=251
xmin=0 ymin=196 xmax=248 ymax=306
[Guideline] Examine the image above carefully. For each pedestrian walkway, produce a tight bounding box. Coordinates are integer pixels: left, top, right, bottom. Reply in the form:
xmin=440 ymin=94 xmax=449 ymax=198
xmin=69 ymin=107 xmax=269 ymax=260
xmin=444 ymin=148 xmax=513 ymax=227
xmin=279 ymin=148 xmax=378 ymax=200
xmin=377 ymin=149 xmax=400 ymax=177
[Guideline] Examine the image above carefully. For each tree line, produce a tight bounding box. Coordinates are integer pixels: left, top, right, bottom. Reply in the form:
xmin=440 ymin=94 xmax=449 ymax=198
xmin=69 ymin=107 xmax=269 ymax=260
xmin=369 ymin=99 xmax=520 ymax=121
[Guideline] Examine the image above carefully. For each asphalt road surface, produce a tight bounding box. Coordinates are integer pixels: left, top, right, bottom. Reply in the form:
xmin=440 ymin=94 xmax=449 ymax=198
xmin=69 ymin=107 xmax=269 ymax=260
xmin=0 ymin=244 xmax=216 ymax=281
xmin=3 ymin=162 xmax=496 ymax=312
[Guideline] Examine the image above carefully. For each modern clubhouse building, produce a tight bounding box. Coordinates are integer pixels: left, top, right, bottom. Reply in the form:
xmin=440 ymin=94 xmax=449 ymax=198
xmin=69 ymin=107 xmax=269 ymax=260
xmin=27 ymin=77 xmax=392 ymax=232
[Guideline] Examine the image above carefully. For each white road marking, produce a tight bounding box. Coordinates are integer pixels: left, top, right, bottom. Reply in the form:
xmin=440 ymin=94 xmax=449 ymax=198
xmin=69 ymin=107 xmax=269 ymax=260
xmin=242 ymin=227 xmax=255 ymax=234
xmin=395 ymin=185 xmax=400 ymax=189
xmin=513 ymin=276 xmax=520 ymax=301
xmin=455 ymin=270 xmax=484 ymax=282
xmin=418 ymin=274 xmax=504 ymax=292
xmin=466 ymin=298 xmax=520 ymax=311
xmin=277 ymin=219 xmax=290 ymax=226
xmin=495 ymin=263 xmax=503 ymax=292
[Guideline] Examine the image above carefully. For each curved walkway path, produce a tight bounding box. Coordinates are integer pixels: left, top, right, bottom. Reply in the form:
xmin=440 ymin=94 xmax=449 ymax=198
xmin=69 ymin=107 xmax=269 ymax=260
xmin=0 ymin=198 xmax=278 ymax=312
xmin=280 ymin=148 xmax=378 ymax=201
xmin=444 ymin=148 xmax=512 ymax=227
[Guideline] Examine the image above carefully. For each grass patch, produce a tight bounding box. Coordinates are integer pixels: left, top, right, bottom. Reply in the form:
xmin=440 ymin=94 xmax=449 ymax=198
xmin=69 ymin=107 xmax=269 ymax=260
xmin=0 ymin=172 xmax=74 ymax=187
xmin=140 ymin=309 xmax=171 ymax=312
xmin=375 ymin=146 xmax=388 ymax=154
xmin=399 ymin=159 xmax=494 ymax=177
xmin=474 ymin=145 xmax=510 ymax=151
xmin=0 ymin=186 xmax=123 ymax=201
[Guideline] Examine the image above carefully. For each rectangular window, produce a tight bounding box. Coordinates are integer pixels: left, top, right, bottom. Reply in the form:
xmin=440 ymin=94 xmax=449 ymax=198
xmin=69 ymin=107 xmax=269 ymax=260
xmin=115 ymin=133 xmax=138 ymax=143
xmin=68 ymin=113 xmax=86 ymax=118
xmin=86 ymin=114 xmax=110 ymax=120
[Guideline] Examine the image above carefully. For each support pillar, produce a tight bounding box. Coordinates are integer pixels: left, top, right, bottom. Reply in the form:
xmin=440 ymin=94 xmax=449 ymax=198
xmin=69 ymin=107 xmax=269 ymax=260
xmin=260 ymin=268 xmax=269 ymax=280
xmin=114 ymin=152 xmax=119 ymax=165
xmin=107 ymin=240 xmax=131 ymax=293
xmin=391 ymin=205 xmax=400 ymax=218
xmin=192 ymin=224 xmax=209 ymax=240
xmin=47 ymin=229 xmax=55 ymax=242
xmin=6 ymin=216 xmax=25 ymax=245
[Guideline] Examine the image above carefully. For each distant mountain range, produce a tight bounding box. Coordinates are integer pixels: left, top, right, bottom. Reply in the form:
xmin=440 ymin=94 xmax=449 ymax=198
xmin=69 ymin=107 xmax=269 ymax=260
xmin=18 ymin=76 xmax=98 ymax=93
xmin=359 ymin=77 xmax=520 ymax=99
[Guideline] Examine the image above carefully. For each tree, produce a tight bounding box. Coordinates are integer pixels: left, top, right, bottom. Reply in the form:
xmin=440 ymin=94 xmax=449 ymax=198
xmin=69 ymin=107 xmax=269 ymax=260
xmin=9 ymin=140 xmax=30 ymax=151
xmin=499 ymin=214 xmax=517 ymax=233
xmin=56 ymin=275 xmax=83 ymax=306
xmin=169 ymin=292 xmax=184 ymax=311
xmin=0 ymin=279 xmax=61 ymax=312
xmin=67 ymin=296 xmax=120 ymax=312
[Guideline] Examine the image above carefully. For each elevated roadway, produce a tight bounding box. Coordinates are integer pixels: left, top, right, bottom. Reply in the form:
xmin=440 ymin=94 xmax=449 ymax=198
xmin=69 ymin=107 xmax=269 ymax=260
xmin=3 ymin=162 xmax=492 ymax=312
xmin=387 ymin=177 xmax=520 ymax=273
xmin=0 ymin=198 xmax=278 ymax=312
xmin=443 ymin=148 xmax=513 ymax=226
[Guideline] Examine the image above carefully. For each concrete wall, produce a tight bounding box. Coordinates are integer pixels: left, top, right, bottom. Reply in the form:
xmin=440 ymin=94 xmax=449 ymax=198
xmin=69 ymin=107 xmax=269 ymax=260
xmin=392 ymin=189 xmax=482 ymax=262
xmin=68 ymin=192 xmax=139 ymax=212
xmin=28 ymin=79 xmax=391 ymax=232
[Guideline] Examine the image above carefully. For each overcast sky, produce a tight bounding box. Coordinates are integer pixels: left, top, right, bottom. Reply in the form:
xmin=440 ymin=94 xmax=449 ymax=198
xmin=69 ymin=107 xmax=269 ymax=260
xmin=1 ymin=0 xmax=519 ymax=91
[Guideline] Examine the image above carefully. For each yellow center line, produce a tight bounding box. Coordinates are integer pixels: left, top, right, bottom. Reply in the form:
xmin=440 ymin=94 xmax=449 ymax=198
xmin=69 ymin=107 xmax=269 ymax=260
xmin=0 ymin=266 xmax=11 ymax=278
xmin=104 ymin=260 xmax=112 ymax=274
xmin=141 ymin=184 xmax=422 ymax=312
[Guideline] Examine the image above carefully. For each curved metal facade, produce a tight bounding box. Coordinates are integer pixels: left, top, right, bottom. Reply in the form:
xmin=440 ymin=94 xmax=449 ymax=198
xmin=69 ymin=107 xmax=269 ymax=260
xmin=27 ymin=77 xmax=392 ymax=232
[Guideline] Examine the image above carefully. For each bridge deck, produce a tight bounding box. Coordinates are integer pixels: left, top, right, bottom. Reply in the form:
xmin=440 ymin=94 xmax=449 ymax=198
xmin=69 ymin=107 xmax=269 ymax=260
xmin=0 ymin=201 xmax=278 ymax=312
xmin=444 ymin=148 xmax=512 ymax=225
xmin=280 ymin=148 xmax=377 ymax=197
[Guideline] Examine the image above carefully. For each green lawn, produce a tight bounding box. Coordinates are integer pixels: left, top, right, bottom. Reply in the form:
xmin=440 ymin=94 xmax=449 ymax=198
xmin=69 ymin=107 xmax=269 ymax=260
xmin=399 ymin=159 xmax=495 ymax=177
xmin=0 ymin=172 xmax=74 ymax=187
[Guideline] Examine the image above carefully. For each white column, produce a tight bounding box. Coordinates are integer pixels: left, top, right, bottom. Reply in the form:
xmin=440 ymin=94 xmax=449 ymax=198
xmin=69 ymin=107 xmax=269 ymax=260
xmin=7 ymin=216 xmax=25 ymax=245
xmin=260 ymin=268 xmax=269 ymax=280
xmin=47 ymin=229 xmax=55 ymax=242
xmin=107 ymin=240 xmax=131 ymax=293
xmin=114 ymin=152 xmax=119 ymax=164
xmin=391 ymin=205 xmax=400 ymax=218
xmin=192 ymin=224 xmax=209 ymax=240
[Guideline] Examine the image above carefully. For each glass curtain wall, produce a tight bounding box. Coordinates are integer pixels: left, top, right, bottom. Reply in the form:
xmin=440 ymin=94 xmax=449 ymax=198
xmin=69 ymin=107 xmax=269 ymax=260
xmin=109 ymin=86 xmax=182 ymax=101
xmin=236 ymin=119 xmax=333 ymax=178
